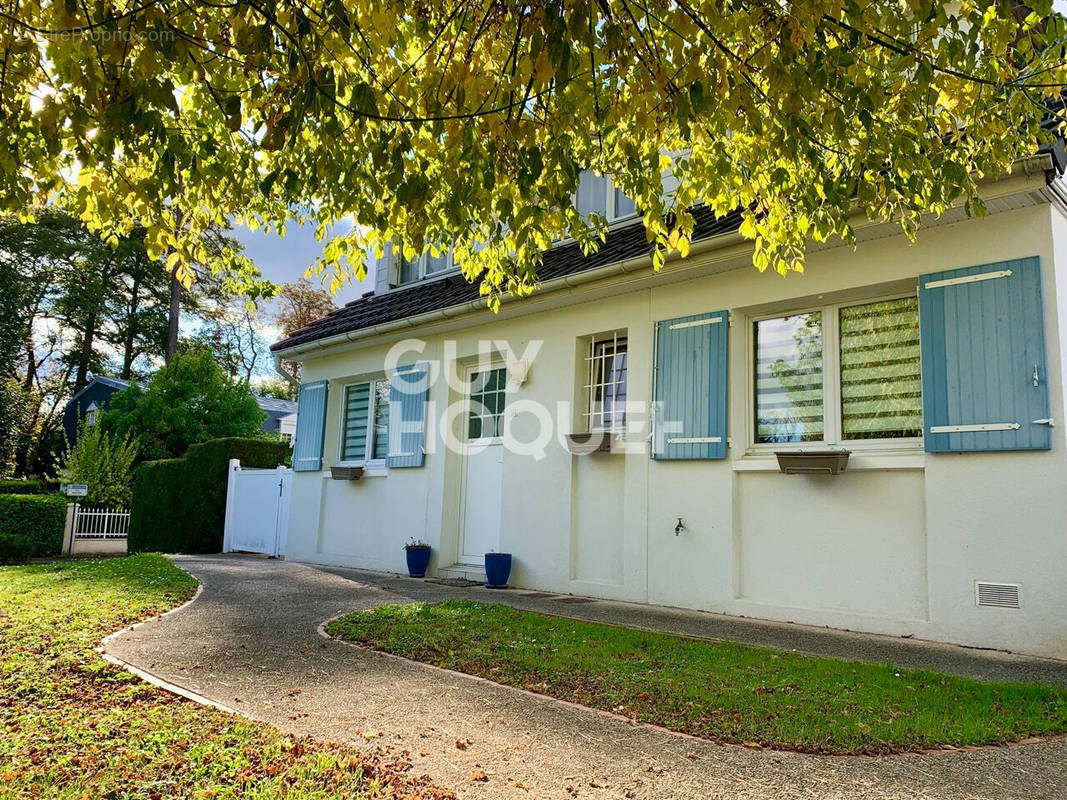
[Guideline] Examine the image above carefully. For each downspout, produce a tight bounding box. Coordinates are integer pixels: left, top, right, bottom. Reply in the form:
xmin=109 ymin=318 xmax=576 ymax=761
xmin=273 ymin=354 xmax=300 ymax=389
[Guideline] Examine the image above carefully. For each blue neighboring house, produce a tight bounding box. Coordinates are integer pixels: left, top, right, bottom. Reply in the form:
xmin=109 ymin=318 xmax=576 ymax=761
xmin=62 ymin=376 xmax=297 ymax=446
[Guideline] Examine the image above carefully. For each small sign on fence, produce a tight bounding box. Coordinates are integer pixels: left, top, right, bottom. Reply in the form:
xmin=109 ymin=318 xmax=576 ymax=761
xmin=63 ymin=484 xmax=88 ymax=497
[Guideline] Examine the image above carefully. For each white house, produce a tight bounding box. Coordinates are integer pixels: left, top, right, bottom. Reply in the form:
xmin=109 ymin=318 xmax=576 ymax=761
xmin=271 ymin=152 xmax=1067 ymax=660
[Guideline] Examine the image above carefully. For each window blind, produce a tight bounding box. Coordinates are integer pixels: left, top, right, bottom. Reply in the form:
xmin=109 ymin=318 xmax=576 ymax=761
xmin=341 ymin=383 xmax=370 ymax=461
xmin=839 ymin=297 xmax=922 ymax=439
xmin=754 ymin=312 xmax=824 ymax=443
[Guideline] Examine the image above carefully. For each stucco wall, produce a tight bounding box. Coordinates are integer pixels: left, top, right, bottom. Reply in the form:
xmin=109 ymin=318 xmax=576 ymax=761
xmin=286 ymin=197 xmax=1067 ymax=658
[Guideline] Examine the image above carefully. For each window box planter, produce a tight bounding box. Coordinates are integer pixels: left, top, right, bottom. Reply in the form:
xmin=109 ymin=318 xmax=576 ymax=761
xmin=484 ymin=552 xmax=513 ymax=588
xmin=330 ymin=465 xmax=364 ymax=481
xmin=563 ymin=433 xmax=615 ymax=455
xmin=775 ymin=450 xmax=851 ymax=475
xmin=404 ymin=543 xmax=431 ymax=578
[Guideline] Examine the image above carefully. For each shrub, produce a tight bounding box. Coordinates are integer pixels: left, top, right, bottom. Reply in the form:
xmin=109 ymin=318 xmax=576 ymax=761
xmin=128 ymin=438 xmax=290 ymax=555
xmin=0 ymin=493 xmax=68 ymax=562
xmin=101 ymin=350 xmax=267 ymax=461
xmin=0 ymin=479 xmax=47 ymax=495
xmin=0 ymin=533 xmax=34 ymax=563
xmin=58 ymin=423 xmax=139 ymax=507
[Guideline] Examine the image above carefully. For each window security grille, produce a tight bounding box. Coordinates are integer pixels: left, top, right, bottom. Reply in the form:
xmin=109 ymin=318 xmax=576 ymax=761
xmin=586 ymin=334 xmax=628 ymax=432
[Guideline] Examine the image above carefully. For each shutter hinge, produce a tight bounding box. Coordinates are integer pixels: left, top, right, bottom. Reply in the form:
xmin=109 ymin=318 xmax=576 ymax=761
xmin=930 ymin=422 xmax=1020 ymax=433
xmin=1033 ymin=418 xmax=1055 ymax=426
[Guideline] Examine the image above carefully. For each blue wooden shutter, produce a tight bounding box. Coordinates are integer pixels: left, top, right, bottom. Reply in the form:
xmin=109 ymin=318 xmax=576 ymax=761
xmin=652 ymin=310 xmax=729 ymax=460
xmin=293 ymin=380 xmax=329 ymax=471
xmin=919 ymin=256 xmax=1051 ymax=452
xmin=387 ymin=364 xmax=429 ymax=468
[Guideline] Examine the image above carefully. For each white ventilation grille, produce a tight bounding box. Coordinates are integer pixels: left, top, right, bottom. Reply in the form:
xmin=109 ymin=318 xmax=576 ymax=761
xmin=975 ymin=582 xmax=1021 ymax=609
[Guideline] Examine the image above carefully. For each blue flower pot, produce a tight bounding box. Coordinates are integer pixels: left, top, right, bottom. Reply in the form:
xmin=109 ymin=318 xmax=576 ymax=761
xmin=484 ymin=552 xmax=512 ymax=588
xmin=405 ymin=546 xmax=431 ymax=578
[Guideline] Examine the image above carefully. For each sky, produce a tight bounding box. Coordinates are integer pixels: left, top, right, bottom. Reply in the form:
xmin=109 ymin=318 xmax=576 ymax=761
xmin=231 ymin=219 xmax=373 ymax=306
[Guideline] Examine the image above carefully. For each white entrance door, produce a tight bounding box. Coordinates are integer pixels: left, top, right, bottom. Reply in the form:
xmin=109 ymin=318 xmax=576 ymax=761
xmin=223 ymin=462 xmax=292 ymax=558
xmin=460 ymin=366 xmax=507 ymax=565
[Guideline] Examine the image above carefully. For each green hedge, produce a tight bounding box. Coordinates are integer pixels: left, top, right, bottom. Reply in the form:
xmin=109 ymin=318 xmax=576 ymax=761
xmin=0 ymin=493 xmax=68 ymax=563
xmin=0 ymin=479 xmax=48 ymax=495
xmin=128 ymin=438 xmax=291 ymax=555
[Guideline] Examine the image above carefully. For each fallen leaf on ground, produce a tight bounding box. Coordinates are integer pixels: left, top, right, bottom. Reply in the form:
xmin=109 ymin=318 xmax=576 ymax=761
xmin=469 ymin=770 xmax=488 ymax=782
xmin=455 ymin=738 xmax=471 ymax=750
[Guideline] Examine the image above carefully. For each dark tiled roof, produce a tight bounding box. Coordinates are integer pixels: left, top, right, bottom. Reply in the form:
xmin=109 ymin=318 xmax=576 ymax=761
xmin=254 ymin=395 xmax=298 ymax=414
xmin=271 ymin=206 xmax=743 ymax=352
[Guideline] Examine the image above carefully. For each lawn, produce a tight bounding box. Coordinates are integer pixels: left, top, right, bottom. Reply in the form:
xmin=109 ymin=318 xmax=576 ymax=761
xmin=327 ymin=599 xmax=1067 ymax=755
xmin=0 ymin=555 xmax=451 ymax=799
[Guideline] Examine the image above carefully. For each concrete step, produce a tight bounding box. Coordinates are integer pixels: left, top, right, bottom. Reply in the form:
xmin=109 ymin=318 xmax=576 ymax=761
xmin=437 ymin=563 xmax=487 ymax=583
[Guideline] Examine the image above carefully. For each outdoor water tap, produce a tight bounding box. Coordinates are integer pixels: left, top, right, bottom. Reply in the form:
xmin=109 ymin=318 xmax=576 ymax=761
xmin=675 ymin=518 xmax=685 ymax=536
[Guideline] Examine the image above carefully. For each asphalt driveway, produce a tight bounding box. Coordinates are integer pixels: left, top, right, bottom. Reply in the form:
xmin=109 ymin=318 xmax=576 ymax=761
xmin=103 ymin=555 xmax=1067 ymax=800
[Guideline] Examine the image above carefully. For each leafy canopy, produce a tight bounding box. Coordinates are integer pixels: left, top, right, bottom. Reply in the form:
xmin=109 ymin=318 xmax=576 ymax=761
xmin=2 ymin=2 xmax=1065 ymax=303
xmin=100 ymin=349 xmax=266 ymax=460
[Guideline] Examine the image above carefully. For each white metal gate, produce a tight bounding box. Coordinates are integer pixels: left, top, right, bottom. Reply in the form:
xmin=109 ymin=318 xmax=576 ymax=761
xmin=71 ymin=504 xmax=131 ymax=539
xmin=222 ymin=459 xmax=292 ymax=557
xmin=63 ymin=503 xmax=130 ymax=556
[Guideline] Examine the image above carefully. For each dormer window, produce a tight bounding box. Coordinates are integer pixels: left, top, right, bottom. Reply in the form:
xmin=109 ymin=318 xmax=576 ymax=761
xmin=394 ymin=244 xmax=456 ymax=286
xmin=574 ymin=170 xmax=639 ymax=224
xmin=386 ymin=173 xmax=638 ymax=289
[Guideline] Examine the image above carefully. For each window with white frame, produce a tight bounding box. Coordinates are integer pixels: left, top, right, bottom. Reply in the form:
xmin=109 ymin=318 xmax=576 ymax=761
xmin=340 ymin=379 xmax=391 ymax=463
xmin=574 ymin=171 xmax=639 ymax=224
xmin=396 ymin=244 xmax=455 ymax=286
xmin=467 ymin=367 xmax=507 ymax=440
xmin=585 ymin=334 xmax=628 ymax=431
xmin=753 ymin=295 xmax=922 ymax=446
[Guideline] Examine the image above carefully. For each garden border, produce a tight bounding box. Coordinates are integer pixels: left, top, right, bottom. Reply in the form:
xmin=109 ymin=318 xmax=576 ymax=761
xmin=316 ymin=608 xmax=1063 ymax=757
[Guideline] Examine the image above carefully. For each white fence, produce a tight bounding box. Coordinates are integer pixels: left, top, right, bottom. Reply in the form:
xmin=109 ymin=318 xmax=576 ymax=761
xmin=71 ymin=504 xmax=131 ymax=539
xmin=222 ymin=460 xmax=292 ymax=558
xmin=63 ymin=503 xmax=130 ymax=555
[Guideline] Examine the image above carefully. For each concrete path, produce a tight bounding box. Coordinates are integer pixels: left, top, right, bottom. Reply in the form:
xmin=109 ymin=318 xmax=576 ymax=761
xmin=104 ymin=555 xmax=1067 ymax=800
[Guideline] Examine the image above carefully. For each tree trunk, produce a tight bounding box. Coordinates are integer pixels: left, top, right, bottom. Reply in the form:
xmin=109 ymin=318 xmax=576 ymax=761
xmin=166 ymin=266 xmax=181 ymax=363
xmin=73 ymin=307 xmax=97 ymax=393
xmin=22 ymin=338 xmax=36 ymax=390
xmin=121 ymin=277 xmax=141 ymax=379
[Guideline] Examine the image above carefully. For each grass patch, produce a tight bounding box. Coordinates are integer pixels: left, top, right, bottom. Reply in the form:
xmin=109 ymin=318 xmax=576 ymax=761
xmin=327 ymin=599 xmax=1067 ymax=754
xmin=0 ymin=555 xmax=452 ymax=799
